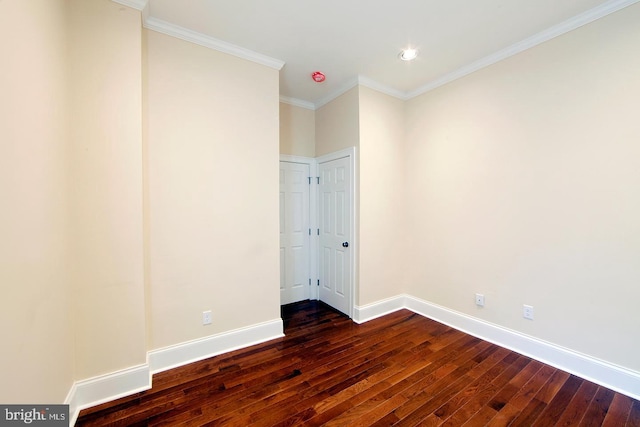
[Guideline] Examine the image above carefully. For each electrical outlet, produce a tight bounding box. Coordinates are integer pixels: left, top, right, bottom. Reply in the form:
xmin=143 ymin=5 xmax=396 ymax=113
xmin=475 ymin=293 xmax=485 ymax=307
xmin=523 ymin=305 xmax=534 ymax=320
xmin=202 ymin=310 xmax=212 ymax=325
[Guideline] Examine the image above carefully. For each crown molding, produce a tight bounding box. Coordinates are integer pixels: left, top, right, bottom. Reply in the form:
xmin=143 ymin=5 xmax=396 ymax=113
xmin=315 ymin=0 xmax=640 ymax=105
xmin=279 ymin=96 xmax=316 ymax=110
xmin=136 ymin=0 xmax=638 ymax=106
xmin=357 ymin=76 xmax=409 ymax=100
xmin=110 ymin=0 xmax=148 ymax=11
xmin=407 ymin=0 xmax=640 ymax=99
xmin=143 ymin=17 xmax=285 ymax=71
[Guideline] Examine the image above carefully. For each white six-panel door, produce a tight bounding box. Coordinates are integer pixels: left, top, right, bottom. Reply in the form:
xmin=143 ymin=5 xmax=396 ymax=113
xmin=318 ymin=156 xmax=351 ymax=316
xmin=279 ymin=162 xmax=310 ymax=305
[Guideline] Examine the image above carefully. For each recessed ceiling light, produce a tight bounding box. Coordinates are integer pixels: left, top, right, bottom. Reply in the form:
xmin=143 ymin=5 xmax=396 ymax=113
xmin=399 ymin=48 xmax=418 ymax=61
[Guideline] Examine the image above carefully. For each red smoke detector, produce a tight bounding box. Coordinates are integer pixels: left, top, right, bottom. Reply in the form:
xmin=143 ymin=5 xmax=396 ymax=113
xmin=311 ymin=71 xmax=326 ymax=83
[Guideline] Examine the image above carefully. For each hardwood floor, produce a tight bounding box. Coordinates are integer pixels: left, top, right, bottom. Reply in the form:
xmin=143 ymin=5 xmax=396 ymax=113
xmin=77 ymin=300 xmax=640 ymax=426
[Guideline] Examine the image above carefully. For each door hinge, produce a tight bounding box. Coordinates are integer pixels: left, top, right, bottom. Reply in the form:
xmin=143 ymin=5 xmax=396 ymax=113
xmin=317 ymin=279 xmax=320 ymax=286
xmin=317 ymin=177 xmax=320 ymax=184
xmin=309 ymin=278 xmax=311 ymax=286
xmin=309 ymin=228 xmax=311 ymax=236
xmin=317 ymin=229 xmax=320 ymax=236
xmin=308 ymin=177 xmax=312 ymax=185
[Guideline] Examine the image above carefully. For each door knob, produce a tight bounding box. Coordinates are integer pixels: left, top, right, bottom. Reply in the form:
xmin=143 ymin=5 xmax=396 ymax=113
xmin=342 ymin=242 xmax=349 ymax=248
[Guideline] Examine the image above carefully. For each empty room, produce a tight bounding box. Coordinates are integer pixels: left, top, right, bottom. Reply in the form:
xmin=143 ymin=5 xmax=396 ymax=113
xmin=1 ymin=0 xmax=639 ymax=425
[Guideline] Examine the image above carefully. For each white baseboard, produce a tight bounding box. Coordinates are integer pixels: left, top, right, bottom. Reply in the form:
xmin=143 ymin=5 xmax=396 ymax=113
xmin=357 ymin=294 xmax=640 ymax=401
xmin=65 ymin=300 xmax=639 ymax=423
xmin=148 ymin=318 xmax=284 ymax=374
xmin=66 ymin=363 xmax=151 ymax=426
xmin=66 ymin=318 xmax=283 ymax=425
xmin=353 ymin=295 xmax=406 ymax=324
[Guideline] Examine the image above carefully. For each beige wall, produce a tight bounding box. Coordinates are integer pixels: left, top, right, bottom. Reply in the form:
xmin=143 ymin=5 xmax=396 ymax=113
xmin=404 ymin=4 xmax=640 ymax=371
xmin=67 ymin=0 xmax=146 ymax=379
xmin=1 ymin=0 xmax=147 ymax=400
xmin=315 ymin=88 xmax=360 ymax=157
xmin=357 ymin=87 xmax=407 ymax=305
xmin=145 ymin=30 xmax=281 ymax=350
xmin=280 ymin=102 xmax=315 ymax=157
xmin=0 ymin=0 xmax=74 ymax=403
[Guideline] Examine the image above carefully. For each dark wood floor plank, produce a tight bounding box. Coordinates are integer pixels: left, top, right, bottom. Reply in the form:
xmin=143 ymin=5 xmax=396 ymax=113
xmin=552 ymin=379 xmax=598 ymax=426
xmin=487 ymin=403 xmax=526 ymax=427
xmin=509 ymin=398 xmax=548 ymax=426
xmin=508 ymin=364 xmax=557 ymax=410
xmin=439 ymin=354 xmax=532 ymax=426
xmin=383 ymin=342 xmax=500 ymax=422
xmin=486 ymin=358 xmax=543 ymax=415
xmin=580 ymin=386 xmax=616 ymax=427
xmin=461 ymin=404 xmax=499 ymax=426
xmin=76 ymin=300 xmax=640 ymax=426
xmin=628 ymin=399 xmax=640 ymax=427
xmin=433 ymin=352 xmax=517 ymax=423
xmin=535 ymin=369 xmax=571 ymax=404
xmin=533 ymin=374 xmax=585 ymax=426
xmin=602 ymin=393 xmax=635 ymax=427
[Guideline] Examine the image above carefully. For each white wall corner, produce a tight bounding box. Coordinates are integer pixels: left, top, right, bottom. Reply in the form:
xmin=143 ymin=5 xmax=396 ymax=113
xmin=353 ymin=295 xmax=407 ymax=324
xmin=66 ymin=364 xmax=151 ymax=426
xmin=280 ymin=96 xmax=316 ymax=111
xmin=148 ymin=318 xmax=284 ymax=374
xmin=314 ymin=77 xmax=360 ymax=110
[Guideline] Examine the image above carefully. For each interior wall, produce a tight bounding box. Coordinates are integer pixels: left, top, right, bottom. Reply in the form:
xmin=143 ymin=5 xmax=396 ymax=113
xmin=0 ymin=0 xmax=74 ymax=403
xmin=315 ymin=88 xmax=360 ymax=157
xmin=68 ymin=0 xmax=146 ymax=379
xmin=357 ymin=87 xmax=407 ymax=305
xmin=279 ymin=102 xmax=315 ymax=157
xmin=145 ymin=30 xmax=281 ymax=350
xmin=404 ymin=4 xmax=640 ymax=372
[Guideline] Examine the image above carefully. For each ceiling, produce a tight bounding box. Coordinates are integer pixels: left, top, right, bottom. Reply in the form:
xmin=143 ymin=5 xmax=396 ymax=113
xmin=143 ymin=0 xmax=632 ymax=109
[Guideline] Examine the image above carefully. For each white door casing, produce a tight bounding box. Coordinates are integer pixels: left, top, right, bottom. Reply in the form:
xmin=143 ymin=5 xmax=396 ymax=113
xmin=279 ymin=161 xmax=311 ymax=305
xmin=317 ymin=152 xmax=354 ymax=317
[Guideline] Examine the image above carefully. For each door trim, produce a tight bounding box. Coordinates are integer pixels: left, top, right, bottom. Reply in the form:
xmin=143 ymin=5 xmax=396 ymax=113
xmin=315 ymin=147 xmax=357 ymax=319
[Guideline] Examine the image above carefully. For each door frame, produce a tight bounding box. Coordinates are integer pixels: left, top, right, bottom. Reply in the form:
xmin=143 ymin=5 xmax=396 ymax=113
xmin=280 ymin=148 xmax=356 ymax=318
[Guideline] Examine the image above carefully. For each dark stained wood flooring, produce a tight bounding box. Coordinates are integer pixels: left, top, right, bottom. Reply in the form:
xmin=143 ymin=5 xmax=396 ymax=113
xmin=77 ymin=300 xmax=640 ymax=426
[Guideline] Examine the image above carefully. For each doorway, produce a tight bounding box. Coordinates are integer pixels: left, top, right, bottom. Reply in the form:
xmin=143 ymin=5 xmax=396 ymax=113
xmin=279 ymin=148 xmax=355 ymax=318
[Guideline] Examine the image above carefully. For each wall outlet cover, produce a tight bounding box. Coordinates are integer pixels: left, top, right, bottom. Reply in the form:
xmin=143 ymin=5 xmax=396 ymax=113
xmin=202 ymin=310 xmax=212 ymax=325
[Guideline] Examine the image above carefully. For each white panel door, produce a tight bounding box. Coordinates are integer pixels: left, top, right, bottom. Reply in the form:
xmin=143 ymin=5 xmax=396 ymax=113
xmin=279 ymin=162 xmax=310 ymax=305
xmin=318 ymin=156 xmax=351 ymax=316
